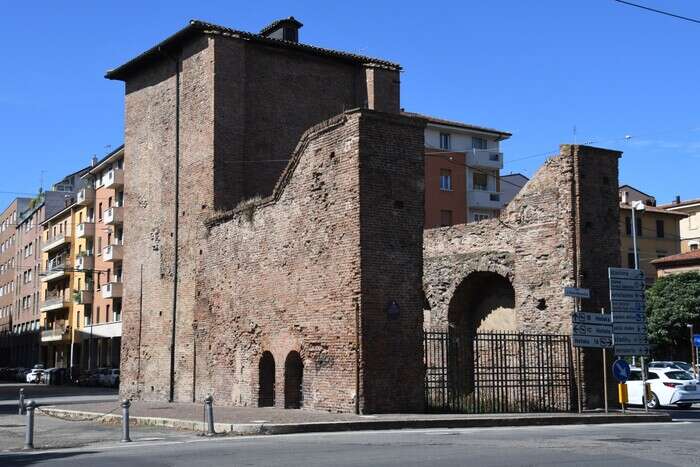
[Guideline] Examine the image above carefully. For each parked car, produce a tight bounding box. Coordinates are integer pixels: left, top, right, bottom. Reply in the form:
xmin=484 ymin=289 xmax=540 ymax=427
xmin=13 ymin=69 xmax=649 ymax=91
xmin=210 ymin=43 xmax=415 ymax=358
xmin=100 ymin=369 xmax=119 ymax=387
xmin=649 ymin=361 xmax=695 ymax=375
xmin=627 ymin=368 xmax=700 ymax=409
xmin=25 ymin=368 xmax=44 ymax=384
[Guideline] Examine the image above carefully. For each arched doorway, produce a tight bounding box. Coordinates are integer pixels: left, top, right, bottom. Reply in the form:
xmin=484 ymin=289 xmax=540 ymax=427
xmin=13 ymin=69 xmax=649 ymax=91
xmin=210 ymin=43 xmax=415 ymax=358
xmin=258 ymin=351 xmax=275 ymax=407
xmin=284 ymin=351 xmax=303 ymax=409
xmin=446 ymin=272 xmax=515 ymax=400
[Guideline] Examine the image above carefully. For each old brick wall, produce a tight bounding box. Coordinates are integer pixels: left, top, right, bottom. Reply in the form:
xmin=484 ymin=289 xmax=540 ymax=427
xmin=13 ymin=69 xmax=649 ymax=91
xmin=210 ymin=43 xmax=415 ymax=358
xmin=120 ymin=35 xmax=216 ymax=401
xmin=213 ymin=37 xmax=400 ymax=210
xmin=423 ymin=145 xmax=621 ymax=408
xmin=191 ymin=109 xmax=424 ymax=413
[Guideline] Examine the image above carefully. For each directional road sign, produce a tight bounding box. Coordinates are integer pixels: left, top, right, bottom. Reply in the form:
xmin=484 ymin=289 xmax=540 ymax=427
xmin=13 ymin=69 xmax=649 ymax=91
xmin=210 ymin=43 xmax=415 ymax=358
xmin=573 ymin=323 xmax=612 ymax=337
xmin=610 ymin=289 xmax=645 ymax=302
xmin=695 ymin=335 xmax=700 ymax=348
xmin=609 ymin=278 xmax=645 ymax=291
xmin=614 ymin=334 xmax=649 ymax=345
xmin=608 ymin=268 xmax=645 ymax=280
xmin=572 ymin=335 xmax=613 ymax=349
xmin=614 ymin=344 xmax=650 ymax=357
xmin=612 ymin=359 xmax=631 ymax=383
xmin=610 ymin=300 xmax=645 ymax=313
xmin=564 ymin=287 xmax=591 ymax=299
xmin=611 ymin=312 xmax=645 ymax=324
xmin=613 ymin=323 xmax=647 ymax=334
xmin=572 ymin=312 xmax=612 ymax=325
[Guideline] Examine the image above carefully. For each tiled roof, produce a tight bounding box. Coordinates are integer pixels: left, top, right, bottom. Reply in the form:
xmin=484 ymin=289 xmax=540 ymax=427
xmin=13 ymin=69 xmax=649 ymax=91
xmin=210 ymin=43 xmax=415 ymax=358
xmin=660 ymin=198 xmax=700 ymax=209
xmin=106 ymin=19 xmax=400 ymax=80
xmin=652 ymin=250 xmax=700 ymax=266
xmin=619 ymin=202 xmax=687 ymax=216
xmin=401 ymin=111 xmax=511 ymax=138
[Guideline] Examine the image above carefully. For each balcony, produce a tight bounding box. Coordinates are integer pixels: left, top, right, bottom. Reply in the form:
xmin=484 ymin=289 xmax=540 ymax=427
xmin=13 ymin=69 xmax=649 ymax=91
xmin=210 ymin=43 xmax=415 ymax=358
xmin=103 ymin=168 xmax=124 ymax=189
xmin=104 ymin=206 xmax=123 ymax=225
xmin=76 ymin=289 xmax=93 ymax=305
xmin=40 ymin=294 xmax=70 ymax=312
xmin=75 ymin=254 xmax=94 ymax=271
xmin=103 ymin=244 xmax=123 ymax=262
xmin=76 ymin=187 xmax=95 ymax=206
xmin=468 ymin=190 xmax=504 ymax=210
xmin=101 ymin=282 xmax=123 ymax=299
xmin=41 ymin=261 xmax=70 ymax=283
xmin=42 ymin=233 xmax=70 ymax=253
xmin=41 ymin=325 xmax=70 ymax=343
xmin=467 ymin=149 xmax=504 ymax=170
xmin=76 ymin=222 xmax=95 ymax=239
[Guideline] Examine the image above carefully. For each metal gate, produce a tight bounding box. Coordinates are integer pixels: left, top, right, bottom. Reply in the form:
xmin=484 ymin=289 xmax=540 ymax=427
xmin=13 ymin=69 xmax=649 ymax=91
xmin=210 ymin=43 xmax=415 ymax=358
xmin=424 ymin=330 xmax=576 ymax=413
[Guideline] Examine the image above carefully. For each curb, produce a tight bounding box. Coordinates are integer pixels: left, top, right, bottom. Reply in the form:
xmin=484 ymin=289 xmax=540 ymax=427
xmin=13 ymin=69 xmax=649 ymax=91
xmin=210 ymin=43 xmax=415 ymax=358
xmin=37 ymin=408 xmax=672 ymax=435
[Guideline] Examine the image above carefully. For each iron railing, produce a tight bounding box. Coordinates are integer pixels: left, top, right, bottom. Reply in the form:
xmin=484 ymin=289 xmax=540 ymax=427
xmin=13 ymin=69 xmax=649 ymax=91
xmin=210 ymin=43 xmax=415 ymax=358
xmin=424 ymin=330 xmax=575 ymax=414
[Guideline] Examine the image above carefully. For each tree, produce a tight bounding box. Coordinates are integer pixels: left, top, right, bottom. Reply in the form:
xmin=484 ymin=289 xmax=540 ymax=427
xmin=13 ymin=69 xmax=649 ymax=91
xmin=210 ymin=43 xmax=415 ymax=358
xmin=646 ymin=272 xmax=700 ymax=360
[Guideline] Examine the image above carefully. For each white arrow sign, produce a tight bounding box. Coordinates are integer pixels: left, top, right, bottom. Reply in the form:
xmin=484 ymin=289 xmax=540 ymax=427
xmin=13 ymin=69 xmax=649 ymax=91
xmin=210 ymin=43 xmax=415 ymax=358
xmin=609 ymin=268 xmax=645 ymax=280
xmin=564 ymin=287 xmax=591 ymax=299
xmin=614 ymin=344 xmax=650 ymax=357
xmin=573 ymin=335 xmax=613 ymax=348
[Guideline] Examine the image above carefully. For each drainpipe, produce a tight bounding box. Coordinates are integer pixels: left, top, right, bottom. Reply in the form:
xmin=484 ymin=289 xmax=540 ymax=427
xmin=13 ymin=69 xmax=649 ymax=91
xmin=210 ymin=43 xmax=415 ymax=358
xmin=159 ymin=46 xmax=181 ymax=403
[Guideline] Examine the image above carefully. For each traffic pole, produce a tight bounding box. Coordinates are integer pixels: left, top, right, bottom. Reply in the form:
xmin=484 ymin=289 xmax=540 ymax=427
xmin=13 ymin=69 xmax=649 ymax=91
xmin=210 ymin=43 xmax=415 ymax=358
xmin=602 ymin=308 xmax=609 ymax=414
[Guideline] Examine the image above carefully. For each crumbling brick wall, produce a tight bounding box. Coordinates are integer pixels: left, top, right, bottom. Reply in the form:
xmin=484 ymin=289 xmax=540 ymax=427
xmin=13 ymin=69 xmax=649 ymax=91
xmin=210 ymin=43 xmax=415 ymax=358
xmin=423 ymin=145 xmax=621 ymax=408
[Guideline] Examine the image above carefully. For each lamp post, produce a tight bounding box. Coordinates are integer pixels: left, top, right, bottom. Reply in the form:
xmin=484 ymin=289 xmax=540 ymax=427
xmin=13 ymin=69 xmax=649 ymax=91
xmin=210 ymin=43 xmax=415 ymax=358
xmin=688 ymin=324 xmax=696 ymax=377
xmin=630 ymin=200 xmax=648 ymax=411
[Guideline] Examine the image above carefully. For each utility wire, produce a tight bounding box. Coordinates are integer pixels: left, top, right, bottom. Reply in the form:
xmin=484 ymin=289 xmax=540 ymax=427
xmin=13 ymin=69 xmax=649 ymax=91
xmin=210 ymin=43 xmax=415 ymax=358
xmin=613 ymin=0 xmax=700 ymax=24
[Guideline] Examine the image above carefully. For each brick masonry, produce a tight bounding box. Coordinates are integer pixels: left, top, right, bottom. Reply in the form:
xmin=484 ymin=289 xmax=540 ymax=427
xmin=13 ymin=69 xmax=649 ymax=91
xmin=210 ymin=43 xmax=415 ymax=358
xmin=423 ymin=145 xmax=622 ymax=408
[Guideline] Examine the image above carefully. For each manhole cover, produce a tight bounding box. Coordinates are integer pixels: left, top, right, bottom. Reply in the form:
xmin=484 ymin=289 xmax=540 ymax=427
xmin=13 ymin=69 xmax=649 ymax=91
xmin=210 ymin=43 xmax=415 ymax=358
xmin=596 ymin=438 xmax=661 ymax=444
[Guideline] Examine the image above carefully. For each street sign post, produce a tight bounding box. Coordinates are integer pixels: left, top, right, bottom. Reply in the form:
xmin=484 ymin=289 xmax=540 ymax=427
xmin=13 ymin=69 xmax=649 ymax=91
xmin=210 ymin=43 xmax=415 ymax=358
xmin=564 ymin=287 xmax=591 ymax=299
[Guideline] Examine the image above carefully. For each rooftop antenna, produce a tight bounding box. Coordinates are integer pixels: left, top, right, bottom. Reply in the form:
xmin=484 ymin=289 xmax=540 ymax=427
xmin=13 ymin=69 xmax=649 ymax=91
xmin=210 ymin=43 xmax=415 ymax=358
xmin=40 ymin=170 xmax=46 ymax=193
xmin=573 ymin=125 xmax=577 ymax=144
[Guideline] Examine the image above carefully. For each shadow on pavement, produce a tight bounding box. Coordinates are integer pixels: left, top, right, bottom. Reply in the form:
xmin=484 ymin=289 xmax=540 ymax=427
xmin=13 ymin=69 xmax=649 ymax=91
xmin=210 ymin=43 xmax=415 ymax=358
xmin=0 ymin=450 xmax=99 ymax=466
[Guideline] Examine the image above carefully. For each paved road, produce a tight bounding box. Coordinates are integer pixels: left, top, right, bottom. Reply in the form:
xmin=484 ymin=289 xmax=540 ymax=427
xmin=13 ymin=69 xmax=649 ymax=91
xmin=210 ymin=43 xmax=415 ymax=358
xmin=4 ymin=420 xmax=700 ymax=466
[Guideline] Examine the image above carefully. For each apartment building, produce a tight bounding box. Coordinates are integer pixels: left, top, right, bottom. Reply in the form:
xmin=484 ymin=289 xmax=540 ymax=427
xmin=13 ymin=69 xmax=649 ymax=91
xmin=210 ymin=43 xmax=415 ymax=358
xmin=500 ymin=173 xmax=529 ymax=206
xmin=0 ymin=199 xmax=30 ymax=347
xmin=10 ymin=191 xmax=67 ymax=367
xmin=76 ymin=146 xmax=124 ymax=370
xmin=403 ymin=112 xmax=511 ymax=228
xmin=660 ymin=196 xmax=700 ymax=252
xmin=618 ymin=186 xmax=685 ymax=285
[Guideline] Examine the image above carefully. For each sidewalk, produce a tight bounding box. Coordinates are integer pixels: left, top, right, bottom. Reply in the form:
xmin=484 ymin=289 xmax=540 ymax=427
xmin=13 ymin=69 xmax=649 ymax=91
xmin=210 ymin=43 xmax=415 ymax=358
xmin=38 ymin=400 xmax=672 ymax=435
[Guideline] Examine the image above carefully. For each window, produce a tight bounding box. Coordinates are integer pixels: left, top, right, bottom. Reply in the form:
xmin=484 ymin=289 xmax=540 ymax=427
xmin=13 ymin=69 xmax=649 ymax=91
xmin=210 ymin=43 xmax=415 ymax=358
xmin=98 ymin=203 xmax=103 ymax=221
xmin=440 ymin=210 xmax=453 ymax=227
xmin=106 ymin=304 xmax=111 ymax=322
xmin=439 ymin=133 xmax=451 ymax=150
xmin=474 ymin=213 xmax=490 ymax=222
xmin=472 ymin=137 xmax=487 ymax=150
xmin=473 ymin=173 xmax=488 ymax=191
xmin=627 ymin=252 xmax=636 ymax=269
xmin=625 ymin=216 xmax=642 ymax=236
xmin=656 ymin=220 xmax=665 ymax=238
xmin=114 ymin=301 xmax=121 ymax=322
xmin=439 ymin=169 xmax=452 ymax=191
xmin=692 ymin=244 xmax=699 ymax=251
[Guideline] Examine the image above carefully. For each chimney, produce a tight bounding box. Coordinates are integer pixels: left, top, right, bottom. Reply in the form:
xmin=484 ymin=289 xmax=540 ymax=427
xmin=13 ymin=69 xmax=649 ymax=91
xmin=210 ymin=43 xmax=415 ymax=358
xmin=92 ymin=155 xmax=98 ymax=167
xmin=674 ymin=195 xmax=681 ymax=204
xmin=621 ymin=190 xmax=628 ymax=204
xmin=260 ymin=17 xmax=303 ymax=43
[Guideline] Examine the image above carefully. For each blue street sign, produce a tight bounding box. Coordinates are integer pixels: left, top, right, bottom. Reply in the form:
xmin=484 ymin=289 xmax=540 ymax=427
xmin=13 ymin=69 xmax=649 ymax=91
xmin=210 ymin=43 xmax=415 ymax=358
xmin=612 ymin=359 xmax=631 ymax=383
xmin=694 ymin=335 xmax=700 ymax=348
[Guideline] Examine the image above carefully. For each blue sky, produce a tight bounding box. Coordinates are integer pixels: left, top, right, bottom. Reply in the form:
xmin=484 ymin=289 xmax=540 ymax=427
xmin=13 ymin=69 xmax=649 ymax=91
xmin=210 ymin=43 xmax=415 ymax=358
xmin=1 ymin=0 xmax=698 ymax=208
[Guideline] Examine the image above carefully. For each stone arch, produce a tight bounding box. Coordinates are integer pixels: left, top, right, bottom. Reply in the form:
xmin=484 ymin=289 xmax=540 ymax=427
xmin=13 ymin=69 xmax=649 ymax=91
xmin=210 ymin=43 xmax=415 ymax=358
xmin=284 ymin=351 xmax=304 ymax=409
xmin=258 ymin=351 xmax=275 ymax=407
xmin=448 ymin=271 xmax=516 ymax=336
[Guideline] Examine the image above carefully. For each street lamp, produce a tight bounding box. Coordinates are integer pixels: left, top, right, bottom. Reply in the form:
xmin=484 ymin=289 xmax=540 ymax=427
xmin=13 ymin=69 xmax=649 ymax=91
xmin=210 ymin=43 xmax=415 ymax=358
xmin=687 ymin=324 xmax=696 ymax=377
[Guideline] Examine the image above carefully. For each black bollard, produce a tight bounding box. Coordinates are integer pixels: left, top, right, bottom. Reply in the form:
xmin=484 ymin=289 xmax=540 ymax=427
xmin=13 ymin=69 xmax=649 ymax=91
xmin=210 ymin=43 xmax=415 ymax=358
xmin=23 ymin=400 xmax=36 ymax=450
xmin=121 ymin=399 xmax=132 ymax=443
xmin=204 ymin=395 xmax=215 ymax=436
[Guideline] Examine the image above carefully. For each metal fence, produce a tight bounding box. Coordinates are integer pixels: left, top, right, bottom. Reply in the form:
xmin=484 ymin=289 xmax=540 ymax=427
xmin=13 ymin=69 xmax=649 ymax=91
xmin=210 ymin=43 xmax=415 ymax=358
xmin=424 ymin=330 xmax=576 ymax=413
